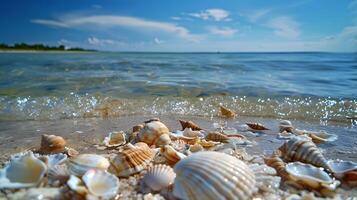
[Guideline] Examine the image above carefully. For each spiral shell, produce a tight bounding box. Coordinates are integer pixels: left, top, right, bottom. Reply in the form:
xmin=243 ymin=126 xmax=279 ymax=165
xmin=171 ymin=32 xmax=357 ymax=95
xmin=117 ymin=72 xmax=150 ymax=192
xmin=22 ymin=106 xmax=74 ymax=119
xmin=160 ymin=145 xmax=187 ymax=166
xmin=136 ymin=120 xmax=171 ymax=147
xmin=278 ymin=136 xmax=331 ymax=171
xmin=246 ymin=123 xmax=269 ymax=131
xmin=179 ymin=120 xmax=202 ymax=131
xmin=219 ymin=106 xmax=236 ymax=118
xmin=108 ymin=143 xmax=155 ymax=177
xmin=173 ymin=151 xmax=256 ymax=200
xmin=142 ymin=164 xmax=176 ymax=192
xmin=205 ymin=132 xmax=229 ymax=142
xmin=39 ymin=134 xmax=66 ymax=154
xmin=67 ymin=154 xmax=110 ymax=177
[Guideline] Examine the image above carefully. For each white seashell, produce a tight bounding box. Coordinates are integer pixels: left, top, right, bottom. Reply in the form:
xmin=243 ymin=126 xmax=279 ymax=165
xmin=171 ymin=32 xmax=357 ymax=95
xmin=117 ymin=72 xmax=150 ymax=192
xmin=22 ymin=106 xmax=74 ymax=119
xmin=173 ymin=151 xmax=256 ymax=200
xmin=103 ymin=131 xmax=126 ymax=147
xmin=285 ymin=162 xmax=339 ymax=195
xmin=46 ymin=153 xmax=68 ymax=167
xmin=136 ymin=120 xmax=171 ymax=146
xmin=279 ymin=120 xmax=294 ymax=133
xmin=328 ymin=160 xmax=357 ymax=174
xmin=67 ymin=175 xmax=88 ymax=195
xmin=306 ymin=131 xmax=338 ymax=144
xmin=82 ymin=169 xmax=120 ymax=199
xmin=142 ymin=164 xmax=176 ymax=192
xmin=48 ymin=164 xmax=70 ymax=185
xmin=0 ymin=152 xmax=47 ymax=189
xmin=183 ymin=128 xmax=202 ymax=137
xmin=68 ymin=154 xmax=110 ymax=176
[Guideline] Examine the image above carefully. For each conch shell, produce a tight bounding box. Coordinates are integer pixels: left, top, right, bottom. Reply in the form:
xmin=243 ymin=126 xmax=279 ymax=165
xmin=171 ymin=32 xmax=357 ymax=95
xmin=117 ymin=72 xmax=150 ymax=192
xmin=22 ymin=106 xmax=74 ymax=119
xmin=278 ymin=136 xmax=331 ymax=171
xmin=205 ymin=131 xmax=229 ymax=142
xmin=179 ymin=120 xmax=202 ymax=131
xmin=173 ymin=151 xmax=256 ymax=200
xmin=246 ymin=122 xmax=269 ymax=131
xmin=136 ymin=120 xmax=171 ymax=147
xmin=160 ymin=145 xmax=187 ymax=166
xmin=141 ymin=164 xmax=176 ymax=192
xmin=108 ymin=143 xmax=155 ymax=177
xmin=219 ymin=106 xmax=237 ymax=118
xmin=39 ymin=134 xmax=66 ymax=154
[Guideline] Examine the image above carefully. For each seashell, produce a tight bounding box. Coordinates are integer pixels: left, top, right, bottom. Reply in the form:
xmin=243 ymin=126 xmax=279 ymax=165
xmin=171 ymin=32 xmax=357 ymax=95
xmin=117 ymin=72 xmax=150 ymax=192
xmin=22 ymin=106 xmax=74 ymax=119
xmin=219 ymin=105 xmax=237 ymax=118
xmin=108 ymin=143 xmax=155 ymax=177
xmin=0 ymin=152 xmax=47 ymax=189
xmin=142 ymin=164 xmax=176 ymax=192
xmin=66 ymin=147 xmax=79 ymax=157
xmin=246 ymin=122 xmax=269 ymax=131
xmin=136 ymin=120 xmax=171 ymax=147
xmin=67 ymin=175 xmax=88 ymax=195
xmin=279 ymin=120 xmax=294 ymax=133
xmin=277 ymin=131 xmax=294 ymax=139
xmin=39 ymin=134 xmax=66 ymax=154
xmin=133 ymin=124 xmax=144 ymax=132
xmin=46 ymin=153 xmax=68 ymax=167
xmin=285 ymin=162 xmax=339 ymax=196
xmin=8 ymin=187 xmax=61 ymax=200
xmin=198 ymin=139 xmax=220 ymax=148
xmin=183 ymin=128 xmax=202 ymax=137
xmin=306 ymin=131 xmax=337 ymax=144
xmin=278 ymin=136 xmax=331 ymax=171
xmin=173 ymin=151 xmax=256 ymax=200
xmin=103 ymin=131 xmax=126 ymax=147
xmin=68 ymin=154 xmax=110 ymax=177
xmin=48 ymin=164 xmax=70 ymax=185
xmin=170 ymin=139 xmax=187 ymax=152
xmin=205 ymin=131 xmax=229 ymax=142
xmin=328 ymin=160 xmax=357 ymax=186
xmin=82 ymin=169 xmax=120 ymax=199
xmin=249 ymin=163 xmax=281 ymax=192
xmin=160 ymin=145 xmax=187 ymax=166
xmin=188 ymin=143 xmax=204 ymax=153
xmin=264 ymin=152 xmax=291 ymax=180
xmin=179 ymin=120 xmax=202 ymax=131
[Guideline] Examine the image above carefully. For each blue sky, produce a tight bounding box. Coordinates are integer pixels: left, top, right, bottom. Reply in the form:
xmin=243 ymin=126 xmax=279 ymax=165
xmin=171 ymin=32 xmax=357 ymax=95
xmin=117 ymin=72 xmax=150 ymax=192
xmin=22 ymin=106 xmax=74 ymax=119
xmin=1 ymin=0 xmax=356 ymax=52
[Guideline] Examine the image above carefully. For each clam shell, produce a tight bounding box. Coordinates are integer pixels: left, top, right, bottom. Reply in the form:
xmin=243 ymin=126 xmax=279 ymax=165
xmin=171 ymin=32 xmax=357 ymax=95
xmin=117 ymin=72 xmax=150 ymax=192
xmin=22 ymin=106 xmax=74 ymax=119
xmin=285 ymin=162 xmax=339 ymax=194
xmin=183 ymin=128 xmax=202 ymax=137
xmin=39 ymin=134 xmax=66 ymax=154
xmin=328 ymin=160 xmax=357 ymax=174
xmin=279 ymin=136 xmax=331 ymax=171
xmin=82 ymin=169 xmax=120 ymax=199
xmin=68 ymin=154 xmax=110 ymax=176
xmin=205 ymin=131 xmax=229 ymax=142
xmin=142 ymin=164 xmax=176 ymax=192
xmin=179 ymin=120 xmax=202 ymax=131
xmin=137 ymin=120 xmax=171 ymax=146
xmin=0 ymin=152 xmax=47 ymax=189
xmin=108 ymin=143 xmax=155 ymax=177
xmin=173 ymin=151 xmax=256 ymax=200
xmin=219 ymin=106 xmax=236 ymax=118
xmin=103 ymin=131 xmax=126 ymax=147
xmin=246 ymin=122 xmax=269 ymax=131
xmin=46 ymin=153 xmax=68 ymax=167
xmin=160 ymin=145 xmax=187 ymax=166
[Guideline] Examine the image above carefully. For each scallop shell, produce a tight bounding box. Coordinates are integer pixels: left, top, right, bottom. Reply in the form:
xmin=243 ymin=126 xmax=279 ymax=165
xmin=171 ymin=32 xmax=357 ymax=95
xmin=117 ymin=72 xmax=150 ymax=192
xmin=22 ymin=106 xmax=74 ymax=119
xmin=179 ymin=120 xmax=202 ymax=131
xmin=82 ymin=169 xmax=120 ymax=199
xmin=219 ymin=105 xmax=237 ymax=118
xmin=183 ymin=128 xmax=202 ymax=137
xmin=246 ymin=122 xmax=269 ymax=131
xmin=142 ymin=164 xmax=176 ymax=192
xmin=136 ymin=120 xmax=171 ymax=146
xmin=108 ymin=143 xmax=155 ymax=177
xmin=48 ymin=164 xmax=70 ymax=185
xmin=39 ymin=134 xmax=66 ymax=154
xmin=205 ymin=131 xmax=229 ymax=142
xmin=67 ymin=154 xmax=110 ymax=176
xmin=0 ymin=152 xmax=47 ymax=189
xmin=160 ymin=145 xmax=187 ymax=166
xmin=279 ymin=120 xmax=294 ymax=133
xmin=173 ymin=151 xmax=256 ymax=200
xmin=285 ymin=162 xmax=339 ymax=196
xmin=278 ymin=136 xmax=331 ymax=171
xmin=103 ymin=131 xmax=126 ymax=147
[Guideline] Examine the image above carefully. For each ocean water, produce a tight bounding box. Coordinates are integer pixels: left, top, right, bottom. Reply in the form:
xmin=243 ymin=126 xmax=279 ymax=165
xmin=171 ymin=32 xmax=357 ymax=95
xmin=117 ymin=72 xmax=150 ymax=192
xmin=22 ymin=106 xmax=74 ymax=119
xmin=0 ymin=52 xmax=356 ymax=126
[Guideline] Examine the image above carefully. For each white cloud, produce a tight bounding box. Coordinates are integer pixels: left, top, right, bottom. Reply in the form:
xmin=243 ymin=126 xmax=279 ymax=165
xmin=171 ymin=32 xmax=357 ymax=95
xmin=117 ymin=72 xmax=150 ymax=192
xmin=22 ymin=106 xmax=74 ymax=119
xmin=246 ymin=9 xmax=271 ymax=22
xmin=154 ymin=37 xmax=164 ymax=44
xmin=188 ymin=9 xmax=230 ymax=21
xmin=88 ymin=37 xmax=115 ymax=46
xmin=208 ymin=27 xmax=237 ymax=37
xmin=266 ymin=16 xmax=300 ymax=38
xmin=32 ymin=15 xmax=200 ymax=41
xmin=171 ymin=16 xmax=181 ymax=21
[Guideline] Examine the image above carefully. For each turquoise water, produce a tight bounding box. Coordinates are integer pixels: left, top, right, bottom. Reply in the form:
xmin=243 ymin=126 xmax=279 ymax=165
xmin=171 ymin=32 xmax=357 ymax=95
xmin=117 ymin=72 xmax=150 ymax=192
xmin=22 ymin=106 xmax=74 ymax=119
xmin=0 ymin=52 xmax=356 ymax=124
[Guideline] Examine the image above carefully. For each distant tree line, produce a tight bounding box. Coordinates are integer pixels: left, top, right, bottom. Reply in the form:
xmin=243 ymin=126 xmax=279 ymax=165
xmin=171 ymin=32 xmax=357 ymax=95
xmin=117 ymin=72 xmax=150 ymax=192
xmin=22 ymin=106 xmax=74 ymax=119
xmin=0 ymin=43 xmax=96 ymax=51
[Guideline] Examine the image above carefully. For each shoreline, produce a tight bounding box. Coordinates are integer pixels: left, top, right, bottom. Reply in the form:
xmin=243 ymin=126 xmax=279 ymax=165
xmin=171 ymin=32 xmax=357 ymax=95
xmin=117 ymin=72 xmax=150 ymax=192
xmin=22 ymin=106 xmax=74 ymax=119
xmin=0 ymin=50 xmax=96 ymax=53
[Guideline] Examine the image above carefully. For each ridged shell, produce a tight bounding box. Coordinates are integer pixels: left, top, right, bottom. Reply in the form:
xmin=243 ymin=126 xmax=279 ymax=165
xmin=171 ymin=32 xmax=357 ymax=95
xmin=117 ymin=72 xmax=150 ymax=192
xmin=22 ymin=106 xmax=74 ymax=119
xmin=205 ymin=132 xmax=229 ymax=142
xmin=108 ymin=143 xmax=155 ymax=177
xmin=278 ymin=136 xmax=331 ymax=171
xmin=0 ymin=152 xmax=47 ymax=189
xmin=173 ymin=151 xmax=256 ymax=200
xmin=67 ymin=154 xmax=110 ymax=176
xmin=103 ymin=131 xmax=126 ymax=147
xmin=39 ymin=134 xmax=66 ymax=154
xmin=220 ymin=106 xmax=236 ymax=118
xmin=179 ymin=120 xmax=202 ymax=131
xmin=136 ymin=120 xmax=171 ymax=146
xmin=82 ymin=169 xmax=120 ymax=199
xmin=160 ymin=145 xmax=187 ymax=166
xmin=48 ymin=164 xmax=70 ymax=185
xmin=183 ymin=128 xmax=202 ymax=137
xmin=246 ymin=122 xmax=269 ymax=131
xmin=142 ymin=164 xmax=176 ymax=191
xmin=264 ymin=152 xmax=290 ymax=180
